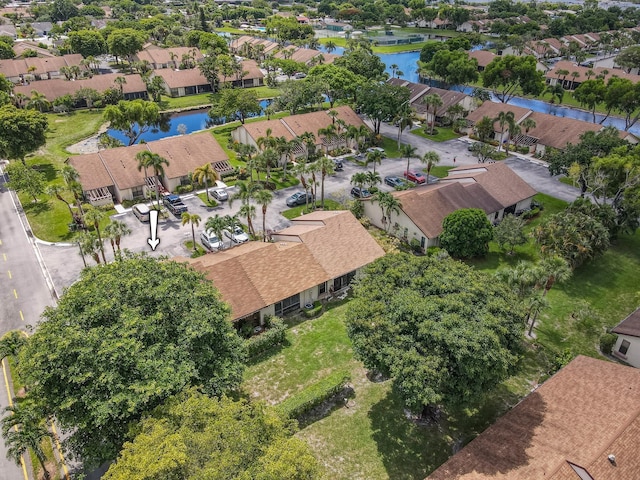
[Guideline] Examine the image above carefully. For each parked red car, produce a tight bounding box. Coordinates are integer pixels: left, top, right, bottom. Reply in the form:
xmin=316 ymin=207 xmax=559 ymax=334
xmin=404 ymin=170 xmax=426 ymax=184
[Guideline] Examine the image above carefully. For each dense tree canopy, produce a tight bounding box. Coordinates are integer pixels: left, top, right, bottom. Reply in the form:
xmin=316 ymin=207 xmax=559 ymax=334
xmin=346 ymin=254 xmax=524 ymax=414
xmin=334 ymin=47 xmax=386 ymax=80
xmin=17 ymin=257 xmax=245 ymax=466
xmin=482 ymin=55 xmax=545 ymax=103
xmin=440 ymin=208 xmax=494 ymax=258
xmin=103 ymin=390 xmax=322 ymax=480
xmin=307 ymin=64 xmax=362 ymax=107
xmin=68 ymin=30 xmax=107 ymax=58
xmin=0 ymin=105 xmax=48 ymax=163
xmin=209 ymin=88 xmax=262 ymax=124
xmin=357 ymin=82 xmax=410 ymax=134
xmin=103 ymin=99 xmax=162 ymax=145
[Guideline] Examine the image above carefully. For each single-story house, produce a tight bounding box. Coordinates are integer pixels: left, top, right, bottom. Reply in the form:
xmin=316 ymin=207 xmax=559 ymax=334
xmin=387 ymin=78 xmax=475 ymax=124
xmin=464 ymin=102 xmax=637 ymax=155
xmin=546 ymin=60 xmax=640 ymax=90
xmin=154 ymin=59 xmax=263 ymax=97
xmin=67 ymin=131 xmax=230 ymax=205
xmin=467 ymin=50 xmax=497 ymax=71
xmin=12 ymin=40 xmax=53 ymax=58
xmin=230 ymin=35 xmax=338 ymax=66
xmin=612 ymin=307 xmax=640 ymax=368
xmin=29 ymin=22 xmax=53 ymax=37
xmin=275 ymin=46 xmax=338 ymax=66
xmin=0 ymin=54 xmax=84 ymax=83
xmin=14 ymin=73 xmax=148 ymax=104
xmin=231 ymin=105 xmax=367 ymax=159
xmin=0 ymin=24 xmax=16 ymax=39
xmin=362 ymin=162 xmax=535 ymax=248
xmin=133 ymin=44 xmax=204 ymax=70
xmin=427 ymin=355 xmax=640 ymax=480
xmin=178 ymin=210 xmax=385 ymax=325
xmin=230 ymin=35 xmax=280 ymax=57
xmin=323 ymin=20 xmax=352 ymax=32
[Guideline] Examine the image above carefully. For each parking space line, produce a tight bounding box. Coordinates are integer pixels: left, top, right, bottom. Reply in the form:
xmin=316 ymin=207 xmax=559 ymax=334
xmin=1 ymin=359 xmax=29 ymax=480
xmin=13 ymin=289 xmax=17 ymax=299
xmin=7 ymin=270 xmax=10 ymax=279
xmin=19 ymin=311 xmax=23 ymax=322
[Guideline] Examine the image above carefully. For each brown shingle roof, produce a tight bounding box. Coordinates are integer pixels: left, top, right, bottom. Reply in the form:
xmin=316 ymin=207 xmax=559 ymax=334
xmin=427 ymin=356 xmax=640 ymax=480
xmin=465 ymin=102 xmax=531 ymax=126
xmin=468 ymin=50 xmax=496 ymax=68
xmin=134 ymin=46 xmax=203 ymax=67
xmin=390 ymin=182 xmax=503 ymax=239
xmin=525 ymin=111 xmax=601 ymax=150
xmin=14 ymin=73 xmax=147 ymax=101
xmin=283 ymin=105 xmax=365 ymax=139
xmin=219 ymin=59 xmax=264 ymax=83
xmin=0 ymin=54 xmax=83 ymax=79
xmin=182 ymin=211 xmax=384 ymax=320
xmin=69 ymin=132 xmax=228 ymax=191
xmin=241 ymin=119 xmax=296 ymax=143
xmin=444 ymin=163 xmax=537 ymax=208
xmin=154 ymin=68 xmax=208 ymax=89
xmin=67 ymin=152 xmax=114 ymax=191
xmin=547 ymin=60 xmax=640 ymax=84
xmin=612 ymin=307 xmax=640 ymax=338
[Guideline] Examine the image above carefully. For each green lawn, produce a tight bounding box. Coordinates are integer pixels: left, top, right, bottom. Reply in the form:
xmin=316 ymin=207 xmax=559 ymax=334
xmin=197 ymin=192 xmax=218 ymax=208
xmin=427 ymin=165 xmax=454 ymax=178
xmin=380 ymin=136 xmax=402 ymax=158
xmin=410 ymin=127 xmax=462 ymax=142
xmin=281 ymin=199 xmax=343 ymax=220
xmin=158 ymin=86 xmax=282 ymax=111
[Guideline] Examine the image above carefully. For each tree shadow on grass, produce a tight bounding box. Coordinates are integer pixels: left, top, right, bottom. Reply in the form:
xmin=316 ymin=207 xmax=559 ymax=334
xmin=368 ymin=389 xmax=451 ymax=480
xmin=22 ymin=200 xmax=51 ymax=216
xmin=31 ymin=163 xmax=57 ymax=182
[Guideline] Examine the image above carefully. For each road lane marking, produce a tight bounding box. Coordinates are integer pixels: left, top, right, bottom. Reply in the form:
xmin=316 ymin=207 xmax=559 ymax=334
xmin=2 ymin=253 xmax=5 ymax=261
xmin=49 ymin=421 xmax=70 ymax=480
xmin=19 ymin=311 xmax=23 ymax=322
xmin=7 ymin=270 xmax=10 ymax=279
xmin=13 ymin=289 xmax=17 ymax=299
xmin=1 ymin=359 xmax=29 ymax=480
xmin=0 ymin=239 xmax=2 ymax=245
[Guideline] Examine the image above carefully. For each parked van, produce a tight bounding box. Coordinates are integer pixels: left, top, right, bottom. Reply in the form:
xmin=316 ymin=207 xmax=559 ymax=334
xmin=132 ymin=203 xmax=150 ymax=222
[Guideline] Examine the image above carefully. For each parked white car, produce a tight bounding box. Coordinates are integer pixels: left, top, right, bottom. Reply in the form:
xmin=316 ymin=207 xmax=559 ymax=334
xmin=200 ymin=229 xmax=223 ymax=251
xmin=223 ymin=225 xmax=249 ymax=244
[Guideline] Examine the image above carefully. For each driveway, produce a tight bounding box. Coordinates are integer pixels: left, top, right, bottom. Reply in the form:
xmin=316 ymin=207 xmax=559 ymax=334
xmin=39 ymin=124 xmax=580 ymax=291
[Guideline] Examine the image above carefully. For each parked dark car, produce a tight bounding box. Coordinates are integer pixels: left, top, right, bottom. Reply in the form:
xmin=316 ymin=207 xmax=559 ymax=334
xmin=404 ymin=170 xmax=426 ymax=184
xmin=384 ymin=176 xmax=408 ymax=188
xmin=350 ymin=187 xmax=372 ymax=198
xmin=333 ymin=159 xmax=343 ymax=171
xmin=286 ymin=191 xmax=313 ymax=207
xmin=163 ymin=194 xmax=188 ymax=216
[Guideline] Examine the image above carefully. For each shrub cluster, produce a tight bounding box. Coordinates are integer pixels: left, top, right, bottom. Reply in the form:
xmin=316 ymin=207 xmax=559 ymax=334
xmin=277 ymin=370 xmax=351 ymax=419
xmin=244 ymin=316 xmax=286 ymax=359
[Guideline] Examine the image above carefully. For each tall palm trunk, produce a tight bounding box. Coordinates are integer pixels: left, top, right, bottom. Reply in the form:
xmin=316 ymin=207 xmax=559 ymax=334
xmin=94 ymin=223 xmax=106 ymax=263
xmin=262 ymin=206 xmax=267 ymax=242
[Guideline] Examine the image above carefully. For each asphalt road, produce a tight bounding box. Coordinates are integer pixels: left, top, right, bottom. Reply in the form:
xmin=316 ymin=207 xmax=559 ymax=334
xmin=0 ymin=168 xmax=55 ymax=480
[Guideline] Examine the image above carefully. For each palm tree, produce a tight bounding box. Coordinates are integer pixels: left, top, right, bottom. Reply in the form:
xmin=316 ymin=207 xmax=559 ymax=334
xmin=103 ymin=220 xmax=131 ymax=260
xmin=135 ymin=151 xmax=169 ymax=207
xmin=544 ymin=83 xmax=564 ymax=105
xmin=193 ymin=163 xmax=219 ymax=202
xmin=494 ymin=111 xmax=515 ymax=152
xmin=496 ymin=261 xmax=542 ymax=299
xmin=46 ymin=184 xmax=75 ymax=224
xmin=26 ymin=90 xmax=50 ymax=112
xmin=313 ymin=156 xmax=335 ymax=209
xmin=2 ymin=403 xmax=52 ymax=480
xmin=252 ymin=188 xmax=273 ymax=241
xmin=275 ymin=137 xmax=295 ymax=178
xmin=365 ymin=171 xmax=382 ymax=190
xmin=538 ymin=255 xmax=572 ymax=296
xmin=324 ymin=40 xmax=336 ymax=54
xmin=114 ymin=76 xmax=127 ymax=95
xmin=293 ymin=162 xmax=312 ymax=211
xmin=181 ymin=212 xmax=201 ymax=252
xmin=374 ymin=191 xmax=402 ymax=232
xmin=350 ymin=172 xmax=368 ymax=192
xmin=61 ymin=165 xmax=85 ymax=222
xmin=239 ymin=203 xmax=257 ymax=237
xmin=423 ymin=94 xmax=443 ymax=135
xmin=570 ymin=71 xmax=580 ymax=90
xmin=83 ymin=207 xmax=107 ymax=263
xmin=520 ymin=118 xmax=537 ymax=136
xmin=205 ymin=214 xmax=232 ymax=250
xmin=366 ymin=149 xmax=383 ymax=174
xmin=390 ymin=63 xmax=399 ymax=78
xmin=394 ymin=108 xmax=417 ymax=148
xmin=421 ymin=151 xmax=440 ymax=183
xmin=327 ymin=109 xmax=338 ymax=124
xmin=74 ymin=231 xmax=92 ymax=267
xmin=399 ymin=144 xmax=419 ymax=176
xmin=526 ymin=294 xmax=549 ymax=337
xmin=299 ymin=131 xmax=317 ymax=162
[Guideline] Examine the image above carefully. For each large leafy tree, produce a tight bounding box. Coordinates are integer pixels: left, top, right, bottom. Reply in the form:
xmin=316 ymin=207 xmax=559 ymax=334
xmin=5 ymin=162 xmax=46 ymax=203
xmin=17 ymin=257 xmax=245 ymax=466
xmin=107 ymin=28 xmax=147 ymax=64
xmin=334 ymin=47 xmax=386 ymax=80
xmin=0 ymin=105 xmax=48 ymax=164
xmin=209 ymin=88 xmax=262 ymax=125
xmin=103 ymin=390 xmax=322 ymax=480
xmin=307 ymin=64 xmax=362 ymax=107
xmin=68 ymin=30 xmax=107 ymax=58
xmin=494 ymin=214 xmax=527 ymax=254
xmin=482 ymin=55 xmax=545 ymax=103
xmin=346 ymin=254 xmax=524 ymax=415
xmin=104 ymin=100 xmax=161 ymax=146
xmin=573 ymin=78 xmax=606 ymax=123
xmin=534 ymin=210 xmax=610 ymax=268
xmin=440 ymin=208 xmax=494 ymax=258
xmin=357 ymin=82 xmax=410 ymax=134
xmin=425 ymin=49 xmax=478 ymax=89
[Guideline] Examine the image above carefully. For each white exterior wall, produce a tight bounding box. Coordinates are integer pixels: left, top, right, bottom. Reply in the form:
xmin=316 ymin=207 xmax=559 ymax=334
xmin=115 ymin=187 xmax=134 ymax=203
xmin=258 ymin=304 xmax=275 ymax=325
xmin=613 ymin=334 xmax=640 ymax=368
xmin=362 ymin=199 xmax=434 ymax=249
xmin=231 ymin=125 xmax=259 ymax=151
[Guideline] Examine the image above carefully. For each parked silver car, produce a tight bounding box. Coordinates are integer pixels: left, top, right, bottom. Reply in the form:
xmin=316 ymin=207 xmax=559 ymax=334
xmin=200 ymin=229 xmax=223 ymax=251
xmin=223 ymin=225 xmax=249 ymax=244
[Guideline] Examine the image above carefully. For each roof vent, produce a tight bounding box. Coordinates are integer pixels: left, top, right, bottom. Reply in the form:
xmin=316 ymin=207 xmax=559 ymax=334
xmin=608 ymin=454 xmax=616 ymax=466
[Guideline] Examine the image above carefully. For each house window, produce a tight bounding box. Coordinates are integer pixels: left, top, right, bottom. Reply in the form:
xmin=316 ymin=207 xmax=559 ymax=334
xmin=619 ymin=339 xmax=630 ymax=355
xmin=274 ymin=293 xmax=300 ymax=317
xmin=318 ymin=282 xmax=327 ymax=295
xmin=403 ymin=227 xmax=408 ymax=239
xmin=420 ymin=236 xmax=425 ymax=248
xmin=131 ymin=185 xmax=143 ymax=198
xmin=333 ymin=271 xmax=356 ymax=291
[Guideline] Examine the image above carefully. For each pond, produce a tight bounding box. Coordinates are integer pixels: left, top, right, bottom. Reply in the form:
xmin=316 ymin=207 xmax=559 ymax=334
xmin=107 ymin=99 xmax=271 ymax=144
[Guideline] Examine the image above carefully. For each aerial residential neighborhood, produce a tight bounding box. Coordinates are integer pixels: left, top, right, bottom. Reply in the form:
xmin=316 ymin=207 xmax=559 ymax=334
xmin=0 ymin=0 xmax=639 ymax=478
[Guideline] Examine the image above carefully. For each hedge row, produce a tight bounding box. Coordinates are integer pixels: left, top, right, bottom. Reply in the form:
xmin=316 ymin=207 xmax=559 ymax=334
xmin=244 ymin=316 xmax=286 ymax=359
xmin=277 ymin=370 xmax=351 ymax=419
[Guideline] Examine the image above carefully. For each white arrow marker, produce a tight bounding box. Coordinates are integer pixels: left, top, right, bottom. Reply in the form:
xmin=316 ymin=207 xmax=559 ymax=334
xmin=147 ymin=210 xmax=160 ymax=251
